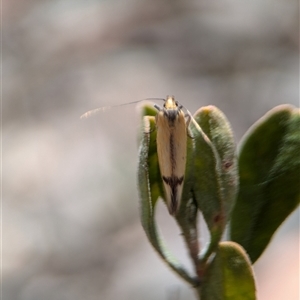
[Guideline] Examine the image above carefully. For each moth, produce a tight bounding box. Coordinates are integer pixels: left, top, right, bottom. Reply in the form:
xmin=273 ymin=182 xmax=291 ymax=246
xmin=81 ymin=95 xmax=191 ymax=215
xmin=153 ymin=96 xmax=190 ymax=215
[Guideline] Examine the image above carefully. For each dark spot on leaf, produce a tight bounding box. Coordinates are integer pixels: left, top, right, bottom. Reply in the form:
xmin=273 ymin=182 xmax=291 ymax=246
xmin=213 ymin=213 xmax=222 ymax=224
xmin=223 ymin=160 xmax=233 ymax=170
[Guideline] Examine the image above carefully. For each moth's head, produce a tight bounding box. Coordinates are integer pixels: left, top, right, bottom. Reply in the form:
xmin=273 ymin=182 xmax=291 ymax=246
xmin=164 ymin=95 xmax=178 ymax=110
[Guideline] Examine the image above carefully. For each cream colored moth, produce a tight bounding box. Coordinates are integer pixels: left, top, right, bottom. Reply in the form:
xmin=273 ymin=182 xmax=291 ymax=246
xmin=81 ymin=95 xmax=191 ymax=216
xmin=153 ymin=96 xmax=190 ymax=215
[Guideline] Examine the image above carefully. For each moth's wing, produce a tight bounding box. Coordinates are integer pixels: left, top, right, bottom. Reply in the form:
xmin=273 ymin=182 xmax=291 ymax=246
xmin=156 ymin=110 xmax=187 ymax=214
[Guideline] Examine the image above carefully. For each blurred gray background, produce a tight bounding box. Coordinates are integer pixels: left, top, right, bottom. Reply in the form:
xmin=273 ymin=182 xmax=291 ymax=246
xmin=3 ymin=0 xmax=299 ymax=299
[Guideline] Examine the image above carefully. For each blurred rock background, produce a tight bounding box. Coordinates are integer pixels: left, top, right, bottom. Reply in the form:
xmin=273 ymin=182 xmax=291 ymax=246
xmin=3 ymin=0 xmax=299 ymax=299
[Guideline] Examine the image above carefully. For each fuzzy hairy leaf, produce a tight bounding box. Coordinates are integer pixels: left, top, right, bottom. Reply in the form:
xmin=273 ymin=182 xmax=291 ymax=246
xmin=192 ymin=106 xmax=238 ymax=262
xmin=201 ymin=242 xmax=256 ymax=300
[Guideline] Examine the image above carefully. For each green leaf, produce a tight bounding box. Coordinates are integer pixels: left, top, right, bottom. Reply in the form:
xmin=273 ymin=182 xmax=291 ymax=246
xmin=230 ymin=105 xmax=300 ymax=263
xmin=137 ymin=104 xmax=198 ymax=286
xmin=191 ymin=106 xmax=238 ymax=262
xmin=201 ymin=241 xmax=256 ymax=300
xmin=194 ymin=106 xmax=238 ymax=222
xmin=138 ymin=105 xmax=164 ymax=210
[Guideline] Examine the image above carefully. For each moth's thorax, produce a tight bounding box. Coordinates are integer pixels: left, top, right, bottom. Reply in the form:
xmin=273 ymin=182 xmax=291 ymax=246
xmin=162 ymin=95 xmax=184 ymax=124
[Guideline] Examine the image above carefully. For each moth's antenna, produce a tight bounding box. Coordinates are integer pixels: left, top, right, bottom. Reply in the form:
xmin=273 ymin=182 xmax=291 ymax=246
xmin=80 ymin=98 xmax=166 ymax=119
xmin=80 ymin=107 xmax=110 ymax=119
xmin=144 ymin=98 xmax=166 ymax=102
xmin=178 ymin=101 xmax=190 ymax=114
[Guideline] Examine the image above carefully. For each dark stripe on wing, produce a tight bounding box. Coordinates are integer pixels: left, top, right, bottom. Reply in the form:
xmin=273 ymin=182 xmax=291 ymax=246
xmin=162 ymin=175 xmax=184 ymax=214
